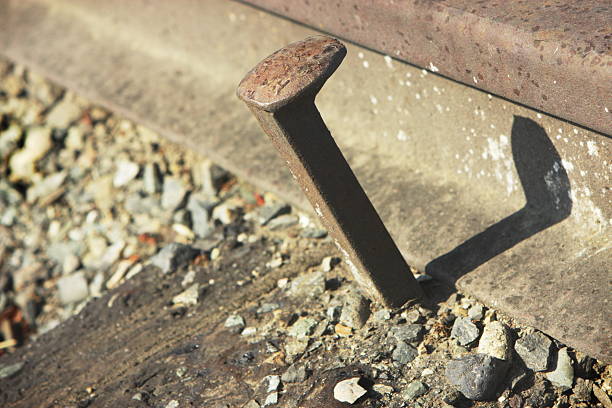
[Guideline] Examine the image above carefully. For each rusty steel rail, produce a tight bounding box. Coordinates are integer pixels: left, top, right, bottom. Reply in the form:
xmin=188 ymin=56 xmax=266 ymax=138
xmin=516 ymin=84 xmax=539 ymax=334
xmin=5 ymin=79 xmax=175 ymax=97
xmin=239 ymin=0 xmax=612 ymax=136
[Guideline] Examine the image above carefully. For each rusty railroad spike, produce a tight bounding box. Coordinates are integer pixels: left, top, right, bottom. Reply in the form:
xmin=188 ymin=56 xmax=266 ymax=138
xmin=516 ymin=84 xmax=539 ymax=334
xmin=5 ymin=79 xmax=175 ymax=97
xmin=237 ymin=36 xmax=424 ymax=308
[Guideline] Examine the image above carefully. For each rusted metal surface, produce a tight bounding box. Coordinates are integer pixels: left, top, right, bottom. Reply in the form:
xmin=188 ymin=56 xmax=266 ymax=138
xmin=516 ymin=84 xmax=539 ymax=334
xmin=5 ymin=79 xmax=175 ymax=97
xmin=238 ymin=36 xmax=424 ymax=307
xmin=239 ymin=0 xmax=612 ymax=136
xmin=1 ymin=0 xmax=610 ymax=362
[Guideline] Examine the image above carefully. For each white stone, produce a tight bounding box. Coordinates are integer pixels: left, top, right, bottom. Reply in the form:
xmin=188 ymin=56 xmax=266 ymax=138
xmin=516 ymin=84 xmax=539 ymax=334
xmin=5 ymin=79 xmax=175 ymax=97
xmin=57 ymin=272 xmax=89 ymax=304
xmin=113 ymin=160 xmax=140 ymax=187
xmin=9 ymin=127 xmax=52 ymax=182
xmin=478 ymin=321 xmax=511 ymax=360
xmin=172 ymin=283 xmax=199 ymax=306
xmin=334 ymin=377 xmax=367 ymax=404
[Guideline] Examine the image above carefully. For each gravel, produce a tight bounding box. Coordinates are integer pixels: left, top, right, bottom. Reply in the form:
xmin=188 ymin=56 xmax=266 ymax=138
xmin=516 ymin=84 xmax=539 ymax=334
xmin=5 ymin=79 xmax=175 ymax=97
xmin=0 ymin=59 xmax=608 ymax=408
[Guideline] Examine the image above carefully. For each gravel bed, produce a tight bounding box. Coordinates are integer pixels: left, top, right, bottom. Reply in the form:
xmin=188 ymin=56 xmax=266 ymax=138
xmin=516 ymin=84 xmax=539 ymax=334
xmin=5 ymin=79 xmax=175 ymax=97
xmin=0 ymin=58 xmax=610 ymax=407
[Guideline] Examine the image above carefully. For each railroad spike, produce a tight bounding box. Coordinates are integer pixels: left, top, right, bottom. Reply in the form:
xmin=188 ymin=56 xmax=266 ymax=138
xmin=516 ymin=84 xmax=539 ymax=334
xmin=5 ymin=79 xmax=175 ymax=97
xmin=237 ymin=36 xmax=424 ymax=308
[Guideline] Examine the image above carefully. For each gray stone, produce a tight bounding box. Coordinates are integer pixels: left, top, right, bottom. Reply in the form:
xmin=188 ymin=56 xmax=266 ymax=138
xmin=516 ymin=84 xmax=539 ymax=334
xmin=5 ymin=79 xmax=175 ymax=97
xmin=390 ymin=324 xmax=424 ymax=345
xmin=57 ymin=272 xmax=89 ymax=304
xmin=256 ymin=203 xmax=290 ymax=226
xmin=172 ymin=283 xmax=199 ymax=306
xmin=288 ymin=317 xmax=318 ymax=338
xmin=124 ymin=193 xmax=158 ymax=215
xmin=143 ymin=163 xmax=162 ymax=194
xmin=445 ymin=353 xmax=508 ymax=401
xmin=161 ymin=176 xmax=187 ymax=210
xmin=281 ymin=364 xmax=308 ymax=383
xmin=0 ymin=362 xmax=25 ymax=379
xmin=468 ymin=304 xmax=484 ymax=320
xmin=326 ymin=305 xmax=342 ymax=322
xmin=288 ymin=271 xmax=326 ymax=298
xmin=333 ymin=377 xmax=367 ymax=404
xmin=257 ymin=303 xmax=280 ymax=314
xmin=515 ymin=331 xmax=552 ymax=372
xmin=187 ymin=193 xmax=214 ymax=238
xmin=546 ymin=347 xmax=574 ymax=390
xmin=402 ymin=381 xmax=428 ymax=400
xmin=339 ymin=292 xmax=371 ymax=329
xmin=373 ymin=309 xmax=392 ymax=321
xmin=195 ymin=159 xmax=228 ymax=197
xmin=224 ymin=314 xmax=245 ymax=329
xmin=46 ymin=98 xmax=81 ymax=128
xmin=392 ymin=342 xmax=418 ymax=364
xmin=113 ymin=160 xmax=140 ymax=187
xmin=267 ymin=214 xmax=298 ymax=230
xmin=572 ymin=378 xmax=592 ymax=402
xmin=451 ymin=317 xmax=480 ymax=346
xmin=284 ymin=338 xmax=309 ymax=361
xmin=299 ymin=228 xmax=327 ymax=239
xmin=150 ymin=243 xmax=199 ymax=274
xmin=477 ymin=321 xmax=511 ymax=360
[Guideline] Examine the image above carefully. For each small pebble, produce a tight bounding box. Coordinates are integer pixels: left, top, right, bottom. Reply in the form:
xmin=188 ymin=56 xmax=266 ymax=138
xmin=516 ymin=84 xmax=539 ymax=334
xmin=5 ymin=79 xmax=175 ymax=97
xmin=281 ymin=364 xmax=308 ymax=383
xmin=477 ymin=321 xmax=511 ymax=360
xmin=546 ymin=347 xmax=574 ymax=390
xmin=334 ymin=377 xmax=367 ymax=404
xmin=402 ymin=380 xmax=428 ymax=400
xmin=515 ymin=331 xmax=552 ymax=371
xmin=57 ymin=272 xmax=89 ymax=304
xmin=321 ymin=256 xmax=340 ymax=272
xmin=172 ymin=283 xmax=199 ymax=306
xmin=451 ymin=317 xmax=480 ymax=346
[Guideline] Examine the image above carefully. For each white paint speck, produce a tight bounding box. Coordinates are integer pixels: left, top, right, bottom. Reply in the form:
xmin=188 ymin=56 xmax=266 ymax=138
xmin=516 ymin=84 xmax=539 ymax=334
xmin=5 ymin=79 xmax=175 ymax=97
xmin=586 ymin=140 xmax=599 ymax=156
xmin=384 ymin=55 xmax=393 ymax=69
xmin=397 ymin=130 xmax=408 ymax=141
xmin=561 ymin=159 xmax=574 ymax=172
